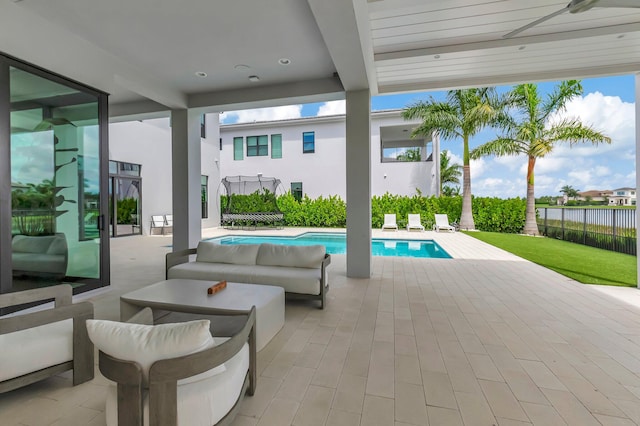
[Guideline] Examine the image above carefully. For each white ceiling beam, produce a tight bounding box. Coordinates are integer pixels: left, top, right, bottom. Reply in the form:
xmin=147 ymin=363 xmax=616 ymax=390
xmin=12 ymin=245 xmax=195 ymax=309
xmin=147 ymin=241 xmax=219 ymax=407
xmin=306 ymin=0 xmax=370 ymax=92
xmin=187 ymin=77 xmax=345 ymax=112
xmin=113 ymin=74 xmax=187 ymax=110
xmin=375 ymin=22 xmax=640 ymax=63
xmin=377 ymin=62 xmax=640 ymax=94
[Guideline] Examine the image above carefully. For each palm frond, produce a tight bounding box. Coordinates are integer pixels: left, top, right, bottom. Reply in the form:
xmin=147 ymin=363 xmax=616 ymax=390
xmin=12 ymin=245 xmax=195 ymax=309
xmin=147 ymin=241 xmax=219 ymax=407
xmin=541 ymin=80 xmax=582 ymax=121
xmin=470 ymin=138 xmax=523 ymax=159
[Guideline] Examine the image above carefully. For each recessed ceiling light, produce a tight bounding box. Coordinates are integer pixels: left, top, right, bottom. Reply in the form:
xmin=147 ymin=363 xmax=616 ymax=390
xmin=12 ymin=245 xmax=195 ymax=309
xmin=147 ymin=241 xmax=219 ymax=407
xmin=248 ymin=75 xmax=260 ymax=82
xmin=278 ymin=58 xmax=291 ymax=65
xmin=195 ymin=71 xmax=207 ymax=78
xmin=617 ymin=34 xmax=625 ymax=39
xmin=234 ymin=64 xmax=250 ymax=71
xmin=518 ymin=46 xmax=526 ymax=50
xmin=434 ymin=55 xmax=440 ymax=59
xmin=403 ymin=129 xmax=409 ymax=132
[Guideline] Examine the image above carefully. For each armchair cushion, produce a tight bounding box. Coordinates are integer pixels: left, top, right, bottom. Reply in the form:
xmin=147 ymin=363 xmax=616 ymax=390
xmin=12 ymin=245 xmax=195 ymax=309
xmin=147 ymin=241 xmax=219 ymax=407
xmin=0 ymin=319 xmax=72 ymax=382
xmin=105 ymin=340 xmax=249 ymax=426
xmin=86 ymin=319 xmax=224 ymax=386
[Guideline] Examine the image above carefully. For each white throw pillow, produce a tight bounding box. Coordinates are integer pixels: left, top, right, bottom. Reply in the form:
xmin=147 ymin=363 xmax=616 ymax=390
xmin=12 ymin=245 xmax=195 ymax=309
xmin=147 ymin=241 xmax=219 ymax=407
xmin=86 ymin=319 xmax=225 ymax=386
xmin=256 ymin=243 xmax=326 ymax=268
xmin=196 ymin=242 xmax=259 ymax=265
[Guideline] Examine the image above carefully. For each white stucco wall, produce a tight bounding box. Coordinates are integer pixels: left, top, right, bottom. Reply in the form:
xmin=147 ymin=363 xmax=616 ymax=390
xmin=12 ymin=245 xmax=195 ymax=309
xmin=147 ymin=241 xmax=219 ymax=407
xmin=219 ymin=111 xmax=436 ymax=199
xmin=110 ymin=115 xmax=221 ymax=235
xmin=108 ymin=110 xmax=437 ymax=234
xmin=109 ymin=119 xmax=172 ymax=236
xmin=219 ymin=116 xmax=346 ymax=198
xmin=201 ymin=113 xmax=221 ymax=228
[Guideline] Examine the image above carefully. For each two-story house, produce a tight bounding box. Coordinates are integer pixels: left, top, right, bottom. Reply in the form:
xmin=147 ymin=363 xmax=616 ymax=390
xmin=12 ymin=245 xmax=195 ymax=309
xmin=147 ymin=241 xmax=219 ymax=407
xmin=609 ymin=187 xmax=636 ymax=206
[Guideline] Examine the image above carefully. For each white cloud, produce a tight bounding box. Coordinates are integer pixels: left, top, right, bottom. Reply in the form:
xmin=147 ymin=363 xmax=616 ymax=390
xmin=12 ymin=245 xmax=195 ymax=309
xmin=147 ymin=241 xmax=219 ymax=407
xmin=470 ymin=157 xmax=486 ymax=180
xmin=493 ymin=155 xmax=524 ymax=172
xmin=474 ymin=177 xmax=521 ymax=198
xmin=549 ymin=92 xmax=635 ymax=156
xmin=220 ymin=105 xmax=303 ymax=124
xmin=317 ymin=100 xmax=346 ymax=116
xmin=594 ymin=165 xmax=611 ymax=177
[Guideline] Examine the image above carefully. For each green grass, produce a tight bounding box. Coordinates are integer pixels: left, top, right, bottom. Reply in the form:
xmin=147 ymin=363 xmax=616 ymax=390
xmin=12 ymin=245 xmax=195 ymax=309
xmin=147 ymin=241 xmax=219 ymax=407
xmin=462 ymin=231 xmax=637 ymax=287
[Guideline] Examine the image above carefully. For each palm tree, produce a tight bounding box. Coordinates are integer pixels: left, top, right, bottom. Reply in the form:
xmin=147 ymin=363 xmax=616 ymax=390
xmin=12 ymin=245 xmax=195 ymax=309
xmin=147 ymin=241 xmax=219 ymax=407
xmin=440 ymin=150 xmax=462 ymax=194
xmin=560 ymin=185 xmax=579 ymax=201
xmin=471 ymin=81 xmax=611 ymax=235
xmin=403 ymin=88 xmax=502 ymax=230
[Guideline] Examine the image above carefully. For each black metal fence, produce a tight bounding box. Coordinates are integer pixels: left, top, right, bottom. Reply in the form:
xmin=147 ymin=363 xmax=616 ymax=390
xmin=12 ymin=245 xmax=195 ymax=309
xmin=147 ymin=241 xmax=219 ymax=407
xmin=537 ymin=207 xmax=636 ymax=255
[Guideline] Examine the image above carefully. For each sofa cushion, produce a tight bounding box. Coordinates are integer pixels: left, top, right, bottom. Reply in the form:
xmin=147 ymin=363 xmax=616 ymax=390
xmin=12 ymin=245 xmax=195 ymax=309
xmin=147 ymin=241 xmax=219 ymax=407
xmin=168 ymin=262 xmax=322 ymax=295
xmin=11 ymin=235 xmax=56 ymax=254
xmin=256 ymin=243 xmax=325 ymax=269
xmin=105 ymin=340 xmax=249 ymax=426
xmin=46 ymin=235 xmax=68 ymax=255
xmin=0 ymin=319 xmax=73 ymax=382
xmin=196 ymin=242 xmax=259 ymax=265
xmin=168 ymin=262 xmax=249 ymax=282
xmin=249 ymin=265 xmax=322 ymax=295
xmin=86 ymin=319 xmax=224 ymax=386
xmin=12 ymin=253 xmax=66 ymax=274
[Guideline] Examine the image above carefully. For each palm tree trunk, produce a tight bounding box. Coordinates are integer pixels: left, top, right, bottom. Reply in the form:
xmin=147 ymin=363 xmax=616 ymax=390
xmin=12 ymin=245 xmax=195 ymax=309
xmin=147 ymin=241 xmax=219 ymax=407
xmin=459 ymin=135 xmax=475 ymax=230
xmin=523 ymin=156 xmax=539 ymax=235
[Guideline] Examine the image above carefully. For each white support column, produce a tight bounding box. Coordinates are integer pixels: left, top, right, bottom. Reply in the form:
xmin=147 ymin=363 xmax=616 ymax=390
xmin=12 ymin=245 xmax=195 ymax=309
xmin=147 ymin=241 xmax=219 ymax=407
xmin=635 ymin=74 xmax=640 ymax=287
xmin=171 ymin=109 xmax=202 ymax=251
xmin=346 ymin=89 xmax=372 ymax=278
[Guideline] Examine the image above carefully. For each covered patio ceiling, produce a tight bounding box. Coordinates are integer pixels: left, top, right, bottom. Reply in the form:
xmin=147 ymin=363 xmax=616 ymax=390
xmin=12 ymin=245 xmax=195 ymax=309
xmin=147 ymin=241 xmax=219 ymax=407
xmin=1 ymin=0 xmax=638 ymax=118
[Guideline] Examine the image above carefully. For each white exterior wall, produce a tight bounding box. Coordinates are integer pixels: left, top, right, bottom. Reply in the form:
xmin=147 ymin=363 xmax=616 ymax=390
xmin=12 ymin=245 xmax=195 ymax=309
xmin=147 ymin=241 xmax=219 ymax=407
xmin=201 ymin=113 xmax=221 ymax=228
xmin=110 ymin=115 xmax=221 ymax=235
xmin=219 ymin=111 xmax=437 ymax=199
xmin=109 ymin=119 xmax=172 ymax=236
xmin=370 ymin=114 xmax=434 ymax=197
xmin=219 ymin=117 xmax=346 ymax=198
xmin=108 ymin=110 xmax=437 ymax=234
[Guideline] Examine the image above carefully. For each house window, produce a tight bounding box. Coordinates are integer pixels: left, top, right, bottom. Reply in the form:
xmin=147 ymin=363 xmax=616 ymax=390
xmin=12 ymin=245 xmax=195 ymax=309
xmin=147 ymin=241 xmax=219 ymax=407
xmin=303 ymin=131 xmax=315 ymax=153
xmin=291 ymin=182 xmax=303 ymax=202
xmin=200 ymin=114 xmax=206 ymax=138
xmin=219 ymin=138 xmax=222 ymax=151
xmin=247 ymin=135 xmax=268 ymax=157
xmin=201 ymin=175 xmax=208 ymax=218
xmin=233 ymin=137 xmax=243 ymax=160
xmin=271 ymin=134 xmax=282 ymax=159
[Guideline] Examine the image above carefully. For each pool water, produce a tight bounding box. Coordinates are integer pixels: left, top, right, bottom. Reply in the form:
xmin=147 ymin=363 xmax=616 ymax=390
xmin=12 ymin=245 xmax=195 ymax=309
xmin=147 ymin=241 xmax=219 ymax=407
xmin=208 ymin=232 xmax=451 ymax=259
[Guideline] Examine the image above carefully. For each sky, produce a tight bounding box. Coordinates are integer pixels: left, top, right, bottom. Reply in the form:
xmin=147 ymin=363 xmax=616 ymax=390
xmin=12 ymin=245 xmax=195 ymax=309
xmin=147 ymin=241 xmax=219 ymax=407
xmin=220 ymin=74 xmax=637 ymax=199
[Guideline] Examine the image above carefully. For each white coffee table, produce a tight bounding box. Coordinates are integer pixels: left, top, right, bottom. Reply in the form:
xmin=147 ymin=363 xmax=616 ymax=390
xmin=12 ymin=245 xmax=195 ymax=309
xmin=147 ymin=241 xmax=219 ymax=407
xmin=120 ymin=279 xmax=285 ymax=351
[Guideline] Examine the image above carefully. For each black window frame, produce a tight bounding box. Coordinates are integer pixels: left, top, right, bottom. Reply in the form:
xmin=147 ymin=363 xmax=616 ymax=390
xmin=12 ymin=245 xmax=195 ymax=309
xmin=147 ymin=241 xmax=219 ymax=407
xmin=247 ymin=135 xmax=268 ymax=157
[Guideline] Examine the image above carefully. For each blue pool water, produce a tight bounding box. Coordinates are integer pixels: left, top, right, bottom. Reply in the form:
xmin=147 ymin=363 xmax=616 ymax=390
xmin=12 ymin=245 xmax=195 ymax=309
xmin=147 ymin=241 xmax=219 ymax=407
xmin=207 ymin=232 xmax=451 ymax=259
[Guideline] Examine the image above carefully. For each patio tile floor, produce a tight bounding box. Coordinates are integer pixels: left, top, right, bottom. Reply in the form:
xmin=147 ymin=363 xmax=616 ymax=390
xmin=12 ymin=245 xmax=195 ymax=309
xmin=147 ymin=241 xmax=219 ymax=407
xmin=2 ymin=228 xmax=640 ymax=425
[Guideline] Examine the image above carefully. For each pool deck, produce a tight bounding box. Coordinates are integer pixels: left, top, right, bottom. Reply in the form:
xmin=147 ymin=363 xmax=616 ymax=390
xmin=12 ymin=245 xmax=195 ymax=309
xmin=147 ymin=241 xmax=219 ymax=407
xmin=2 ymin=227 xmax=640 ymax=425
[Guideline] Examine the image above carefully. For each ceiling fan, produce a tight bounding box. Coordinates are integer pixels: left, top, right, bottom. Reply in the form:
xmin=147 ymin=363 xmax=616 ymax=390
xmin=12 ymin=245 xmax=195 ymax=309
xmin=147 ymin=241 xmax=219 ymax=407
xmin=503 ymin=0 xmax=640 ymax=38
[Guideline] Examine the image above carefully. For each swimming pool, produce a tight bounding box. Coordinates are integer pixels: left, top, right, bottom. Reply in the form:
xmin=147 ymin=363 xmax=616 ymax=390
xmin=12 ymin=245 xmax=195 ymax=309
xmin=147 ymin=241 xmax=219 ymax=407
xmin=207 ymin=232 xmax=451 ymax=259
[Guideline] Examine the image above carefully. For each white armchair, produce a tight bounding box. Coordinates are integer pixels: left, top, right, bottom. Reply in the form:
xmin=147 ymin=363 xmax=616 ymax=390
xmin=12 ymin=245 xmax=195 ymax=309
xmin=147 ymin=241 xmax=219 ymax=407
xmin=0 ymin=284 xmax=94 ymax=393
xmin=90 ymin=307 xmax=256 ymax=426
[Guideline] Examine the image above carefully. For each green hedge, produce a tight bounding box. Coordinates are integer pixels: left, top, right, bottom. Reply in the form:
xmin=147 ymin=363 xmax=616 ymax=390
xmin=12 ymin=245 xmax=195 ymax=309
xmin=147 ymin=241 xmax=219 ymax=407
xmin=222 ymin=191 xmax=527 ymax=233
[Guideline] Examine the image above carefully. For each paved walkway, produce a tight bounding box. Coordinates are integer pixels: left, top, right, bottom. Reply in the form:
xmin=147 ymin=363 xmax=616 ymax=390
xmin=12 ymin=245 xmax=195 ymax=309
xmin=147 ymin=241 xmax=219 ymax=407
xmin=2 ymin=228 xmax=640 ymax=425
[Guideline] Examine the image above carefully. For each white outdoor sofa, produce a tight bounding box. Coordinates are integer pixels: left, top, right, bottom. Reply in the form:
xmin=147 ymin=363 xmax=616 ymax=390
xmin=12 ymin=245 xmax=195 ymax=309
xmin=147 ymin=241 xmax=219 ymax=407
xmin=166 ymin=242 xmax=331 ymax=309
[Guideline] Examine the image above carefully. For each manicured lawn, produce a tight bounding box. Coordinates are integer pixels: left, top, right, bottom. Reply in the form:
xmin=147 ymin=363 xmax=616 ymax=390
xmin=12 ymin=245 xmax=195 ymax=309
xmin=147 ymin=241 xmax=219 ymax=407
xmin=463 ymin=231 xmax=637 ymax=287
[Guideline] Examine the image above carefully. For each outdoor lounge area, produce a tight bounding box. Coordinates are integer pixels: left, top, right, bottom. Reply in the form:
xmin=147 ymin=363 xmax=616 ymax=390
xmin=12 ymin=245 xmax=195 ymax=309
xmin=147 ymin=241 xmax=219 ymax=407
xmin=2 ymin=228 xmax=640 ymax=425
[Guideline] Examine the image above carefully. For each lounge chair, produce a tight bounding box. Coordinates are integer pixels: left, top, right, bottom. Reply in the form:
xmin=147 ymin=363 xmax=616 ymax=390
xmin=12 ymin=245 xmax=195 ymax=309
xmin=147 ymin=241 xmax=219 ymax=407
xmin=381 ymin=214 xmax=398 ymax=231
xmin=433 ymin=214 xmax=456 ymax=232
xmin=406 ymin=214 xmax=425 ymax=231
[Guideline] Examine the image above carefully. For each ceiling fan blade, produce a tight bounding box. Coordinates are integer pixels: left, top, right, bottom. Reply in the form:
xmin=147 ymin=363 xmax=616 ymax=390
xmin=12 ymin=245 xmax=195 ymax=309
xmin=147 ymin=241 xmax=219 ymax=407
xmin=593 ymin=0 xmax=640 ymax=7
xmin=503 ymin=6 xmax=569 ymax=38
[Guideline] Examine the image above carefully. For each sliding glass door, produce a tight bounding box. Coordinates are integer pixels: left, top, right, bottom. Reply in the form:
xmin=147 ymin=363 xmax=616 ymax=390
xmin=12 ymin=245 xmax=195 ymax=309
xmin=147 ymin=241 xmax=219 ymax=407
xmin=0 ymin=56 xmax=109 ymax=295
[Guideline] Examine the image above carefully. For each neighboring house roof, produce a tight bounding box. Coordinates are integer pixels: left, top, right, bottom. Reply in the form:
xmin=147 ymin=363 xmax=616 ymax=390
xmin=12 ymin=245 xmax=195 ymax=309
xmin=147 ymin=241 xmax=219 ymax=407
xmin=611 ymin=187 xmax=636 ymax=192
xmin=578 ymin=190 xmax=612 ymax=197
